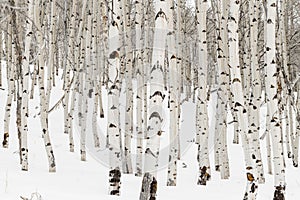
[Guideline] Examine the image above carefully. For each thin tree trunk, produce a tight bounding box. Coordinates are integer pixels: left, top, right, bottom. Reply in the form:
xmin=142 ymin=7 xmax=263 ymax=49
xmin=249 ymin=0 xmax=265 ymax=184
xmin=139 ymin=1 xmax=169 ymax=199
xmin=122 ymin=0 xmax=133 ymax=174
xmin=2 ymin=18 xmax=13 ymax=148
xmin=265 ymin=0 xmax=286 ymax=198
xmin=228 ymin=0 xmax=258 ymax=198
xmin=135 ymin=0 xmax=144 ymax=177
xmin=166 ymin=0 xmax=178 ymax=186
xmin=20 ymin=0 xmax=35 ymax=171
xmin=107 ymin=0 xmax=122 ymax=195
xmin=195 ymin=0 xmax=211 ymax=185
xmin=35 ymin=0 xmax=56 ymax=172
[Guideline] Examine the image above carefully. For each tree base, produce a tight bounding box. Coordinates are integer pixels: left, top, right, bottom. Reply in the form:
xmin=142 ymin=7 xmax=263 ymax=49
xmin=197 ymin=166 xmax=210 ymax=185
xmin=273 ymin=186 xmax=285 ymax=200
xmin=109 ymin=168 xmax=121 ymax=196
xmin=140 ymin=173 xmax=157 ymax=200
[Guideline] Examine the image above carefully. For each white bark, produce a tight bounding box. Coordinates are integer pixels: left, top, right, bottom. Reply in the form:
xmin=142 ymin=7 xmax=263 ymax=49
xmin=249 ymin=0 xmax=265 ymax=184
xmin=2 ymin=19 xmax=13 ymax=148
xmin=63 ymin=0 xmax=77 ymax=141
xmin=140 ymin=0 xmax=169 ymax=199
xmin=122 ymin=0 xmax=133 ymax=174
xmin=228 ymin=0 xmax=258 ymax=198
xmin=195 ymin=0 xmax=211 ymax=185
xmin=20 ymin=0 xmax=35 ymax=171
xmin=91 ymin=0 xmax=100 ymax=148
xmin=265 ymin=0 xmax=286 ymax=198
xmin=166 ymin=1 xmax=178 ymax=186
xmin=214 ymin=0 xmax=230 ymax=178
xmin=35 ymin=0 xmax=56 ymax=172
xmin=293 ymin=92 xmax=300 ymax=167
xmin=108 ymin=0 xmax=122 ymax=195
xmin=135 ymin=0 xmax=144 ymax=177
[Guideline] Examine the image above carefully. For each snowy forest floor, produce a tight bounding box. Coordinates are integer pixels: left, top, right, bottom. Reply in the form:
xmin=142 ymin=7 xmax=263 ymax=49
xmin=0 ymin=63 xmax=299 ymax=200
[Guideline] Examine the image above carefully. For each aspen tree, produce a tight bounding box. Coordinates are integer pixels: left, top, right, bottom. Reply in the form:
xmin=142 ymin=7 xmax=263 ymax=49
xmin=279 ymin=0 xmax=293 ymax=161
xmin=249 ymin=0 xmax=265 ymax=183
xmin=213 ymin=0 xmax=230 ymax=178
xmin=166 ymin=0 xmax=178 ymax=186
xmin=63 ymin=0 xmax=77 ymax=142
xmin=99 ymin=0 xmax=108 ymax=119
xmin=195 ymin=0 xmax=211 ymax=185
xmin=228 ymin=0 xmax=258 ymax=198
xmin=2 ymin=15 xmax=13 ymax=148
xmin=19 ymin=0 xmax=35 ymax=171
xmin=135 ymin=0 xmax=144 ymax=177
xmin=36 ymin=0 xmax=56 ymax=172
xmin=9 ymin=0 xmax=24 ymax=169
xmin=107 ymin=0 xmax=122 ymax=195
xmin=122 ymin=0 xmax=134 ymax=174
xmin=140 ymin=0 xmax=169 ymax=199
xmin=293 ymin=92 xmax=300 ymax=167
xmin=265 ymin=0 xmax=286 ymax=198
xmin=91 ymin=0 xmax=100 ymax=148
xmin=80 ymin=1 xmax=93 ymax=161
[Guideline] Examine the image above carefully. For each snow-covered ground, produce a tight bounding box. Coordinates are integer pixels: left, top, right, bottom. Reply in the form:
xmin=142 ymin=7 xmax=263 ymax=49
xmin=0 ymin=63 xmax=299 ymax=200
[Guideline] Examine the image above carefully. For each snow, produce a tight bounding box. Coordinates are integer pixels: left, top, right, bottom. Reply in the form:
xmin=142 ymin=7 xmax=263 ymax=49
xmin=0 ymin=63 xmax=299 ymax=199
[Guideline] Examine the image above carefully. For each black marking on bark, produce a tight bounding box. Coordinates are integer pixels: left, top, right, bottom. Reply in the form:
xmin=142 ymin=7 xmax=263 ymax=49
xmin=111 ymin=105 xmax=117 ymax=110
xmin=155 ymin=8 xmax=166 ymax=21
xmin=150 ymin=91 xmax=165 ymax=100
xmin=88 ymin=89 xmax=93 ymax=98
xmin=235 ymin=102 xmax=242 ymax=107
xmin=109 ymin=123 xmax=117 ymax=128
xmin=2 ymin=132 xmax=9 ymax=147
xmin=149 ymin=112 xmax=163 ymax=122
xmin=232 ymin=78 xmax=241 ymax=83
xmin=145 ymin=148 xmax=157 ymax=158
xmin=267 ymin=19 xmax=273 ymax=24
xmin=109 ymin=51 xmax=119 ymax=59
xmin=250 ymin=183 xmax=257 ymax=193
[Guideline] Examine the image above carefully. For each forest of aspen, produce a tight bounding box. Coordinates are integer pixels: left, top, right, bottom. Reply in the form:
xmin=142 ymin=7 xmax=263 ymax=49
xmin=0 ymin=0 xmax=300 ymax=200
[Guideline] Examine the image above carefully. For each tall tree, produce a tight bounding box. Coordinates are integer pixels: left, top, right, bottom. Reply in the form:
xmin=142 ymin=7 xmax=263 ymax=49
xmin=195 ymin=0 xmax=211 ymax=185
xmin=139 ymin=0 xmax=169 ymax=199
xmin=265 ymin=0 xmax=286 ymax=199
xmin=107 ymin=0 xmax=122 ymax=195
xmin=228 ymin=0 xmax=258 ymax=198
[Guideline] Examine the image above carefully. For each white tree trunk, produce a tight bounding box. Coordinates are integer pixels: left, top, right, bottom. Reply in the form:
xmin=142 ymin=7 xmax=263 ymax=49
xmin=166 ymin=0 xmax=179 ymax=186
xmin=265 ymin=0 xmax=286 ymax=198
xmin=249 ymin=0 xmax=265 ymax=184
xmin=35 ymin=0 xmax=56 ymax=172
xmin=135 ymin=0 xmax=144 ymax=177
xmin=108 ymin=0 xmax=122 ymax=195
xmin=214 ymin=0 xmax=230 ymax=178
xmin=228 ymin=0 xmax=258 ymax=198
xmin=122 ymin=0 xmax=133 ymax=174
xmin=140 ymin=1 xmax=169 ymax=199
xmin=2 ymin=19 xmax=13 ymax=148
xmin=20 ymin=0 xmax=35 ymax=171
xmin=195 ymin=0 xmax=211 ymax=185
